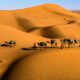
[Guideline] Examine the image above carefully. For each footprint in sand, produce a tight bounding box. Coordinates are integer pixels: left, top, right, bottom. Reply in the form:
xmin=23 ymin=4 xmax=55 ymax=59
xmin=0 ymin=60 xmax=3 ymax=63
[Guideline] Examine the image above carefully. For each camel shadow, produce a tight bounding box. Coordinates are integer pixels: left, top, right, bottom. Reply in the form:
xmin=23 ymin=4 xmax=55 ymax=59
xmin=21 ymin=46 xmax=60 ymax=51
xmin=21 ymin=48 xmax=37 ymax=50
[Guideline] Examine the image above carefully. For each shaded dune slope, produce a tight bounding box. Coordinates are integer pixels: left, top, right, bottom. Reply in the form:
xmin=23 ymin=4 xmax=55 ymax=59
xmin=16 ymin=16 xmax=39 ymax=32
xmin=30 ymin=22 xmax=80 ymax=39
xmin=31 ymin=26 xmax=63 ymax=39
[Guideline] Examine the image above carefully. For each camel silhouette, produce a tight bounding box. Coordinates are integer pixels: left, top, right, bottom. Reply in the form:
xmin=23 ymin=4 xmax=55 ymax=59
xmin=0 ymin=40 xmax=16 ymax=47
xmin=60 ymin=39 xmax=79 ymax=48
xmin=47 ymin=39 xmax=57 ymax=47
xmin=38 ymin=42 xmax=47 ymax=48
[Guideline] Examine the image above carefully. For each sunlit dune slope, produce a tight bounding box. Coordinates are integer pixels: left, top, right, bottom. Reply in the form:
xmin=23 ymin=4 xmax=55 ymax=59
xmin=0 ymin=25 xmax=49 ymax=48
xmin=3 ymin=48 xmax=80 ymax=80
xmin=0 ymin=11 xmax=21 ymax=30
xmin=0 ymin=3 xmax=80 ymax=32
xmin=0 ymin=25 xmax=50 ymax=78
xmin=13 ymin=4 xmax=80 ymax=30
xmin=42 ymin=4 xmax=80 ymax=18
xmin=12 ymin=3 xmax=80 ymax=39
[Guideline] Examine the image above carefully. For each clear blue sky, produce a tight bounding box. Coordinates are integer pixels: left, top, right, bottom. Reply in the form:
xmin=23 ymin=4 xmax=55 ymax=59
xmin=0 ymin=0 xmax=80 ymax=10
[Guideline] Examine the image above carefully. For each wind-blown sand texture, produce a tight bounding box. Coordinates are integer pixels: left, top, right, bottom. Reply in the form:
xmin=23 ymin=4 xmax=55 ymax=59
xmin=0 ymin=3 xmax=80 ymax=80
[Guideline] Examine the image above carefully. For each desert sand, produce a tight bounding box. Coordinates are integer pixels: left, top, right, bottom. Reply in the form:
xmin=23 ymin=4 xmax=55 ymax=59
xmin=0 ymin=3 xmax=80 ymax=80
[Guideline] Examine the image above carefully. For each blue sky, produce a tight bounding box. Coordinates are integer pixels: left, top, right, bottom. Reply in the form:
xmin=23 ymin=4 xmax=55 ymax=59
xmin=0 ymin=0 xmax=80 ymax=10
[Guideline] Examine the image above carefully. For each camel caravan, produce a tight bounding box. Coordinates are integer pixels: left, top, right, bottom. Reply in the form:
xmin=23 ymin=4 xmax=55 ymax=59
xmin=0 ymin=40 xmax=16 ymax=47
xmin=60 ymin=39 xmax=80 ymax=48
xmin=33 ymin=39 xmax=80 ymax=49
xmin=0 ymin=39 xmax=80 ymax=49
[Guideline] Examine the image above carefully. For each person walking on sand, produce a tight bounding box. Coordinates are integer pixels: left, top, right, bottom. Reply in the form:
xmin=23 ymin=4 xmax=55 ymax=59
xmin=33 ymin=42 xmax=37 ymax=49
xmin=60 ymin=39 xmax=64 ymax=49
xmin=55 ymin=42 xmax=57 ymax=47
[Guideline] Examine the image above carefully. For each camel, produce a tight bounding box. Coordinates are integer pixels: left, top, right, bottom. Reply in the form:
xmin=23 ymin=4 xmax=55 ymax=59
xmin=74 ymin=39 xmax=80 ymax=47
xmin=38 ymin=42 xmax=47 ymax=48
xmin=32 ymin=43 xmax=37 ymax=48
xmin=0 ymin=40 xmax=16 ymax=47
xmin=5 ymin=40 xmax=16 ymax=47
xmin=60 ymin=39 xmax=78 ymax=48
xmin=47 ymin=39 xmax=57 ymax=48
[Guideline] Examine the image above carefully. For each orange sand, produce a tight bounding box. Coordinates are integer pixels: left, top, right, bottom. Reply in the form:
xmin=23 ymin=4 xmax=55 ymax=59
xmin=0 ymin=3 xmax=80 ymax=80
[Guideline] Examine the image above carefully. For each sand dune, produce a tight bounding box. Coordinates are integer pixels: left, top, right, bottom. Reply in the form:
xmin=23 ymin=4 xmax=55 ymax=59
xmin=0 ymin=11 xmax=21 ymax=30
xmin=15 ymin=16 xmax=39 ymax=32
xmin=0 ymin=3 xmax=80 ymax=80
xmin=0 ymin=25 xmax=50 ymax=79
xmin=2 ymin=48 xmax=80 ymax=80
xmin=31 ymin=23 xmax=80 ymax=39
xmin=30 ymin=26 xmax=63 ymax=39
xmin=13 ymin=4 xmax=80 ymax=29
xmin=0 ymin=4 xmax=80 ymax=32
xmin=72 ymin=10 xmax=80 ymax=14
xmin=0 ymin=25 xmax=49 ymax=47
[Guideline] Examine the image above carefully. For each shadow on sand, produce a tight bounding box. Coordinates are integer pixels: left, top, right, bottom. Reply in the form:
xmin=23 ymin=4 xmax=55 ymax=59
xmin=21 ymin=47 xmax=61 ymax=51
xmin=1 ymin=48 xmax=43 ymax=80
xmin=21 ymin=48 xmax=37 ymax=50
